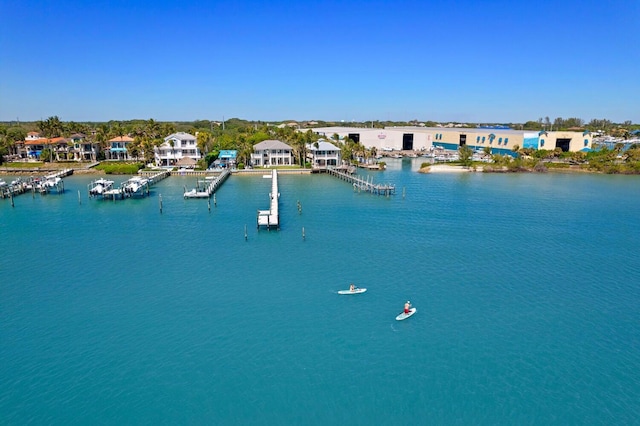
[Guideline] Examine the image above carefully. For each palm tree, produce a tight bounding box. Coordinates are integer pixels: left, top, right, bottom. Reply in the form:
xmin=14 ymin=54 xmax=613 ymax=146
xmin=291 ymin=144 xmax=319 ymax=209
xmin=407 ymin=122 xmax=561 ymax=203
xmin=483 ymin=146 xmax=492 ymax=159
xmin=458 ymin=145 xmax=474 ymax=167
xmin=94 ymin=124 xmax=109 ymax=160
xmin=38 ymin=116 xmax=64 ymax=138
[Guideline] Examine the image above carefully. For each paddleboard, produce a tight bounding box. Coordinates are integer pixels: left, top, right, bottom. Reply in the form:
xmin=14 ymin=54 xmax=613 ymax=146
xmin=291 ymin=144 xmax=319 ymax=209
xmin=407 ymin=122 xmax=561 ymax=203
xmin=337 ymin=288 xmax=367 ymax=295
xmin=396 ymin=307 xmax=417 ymax=321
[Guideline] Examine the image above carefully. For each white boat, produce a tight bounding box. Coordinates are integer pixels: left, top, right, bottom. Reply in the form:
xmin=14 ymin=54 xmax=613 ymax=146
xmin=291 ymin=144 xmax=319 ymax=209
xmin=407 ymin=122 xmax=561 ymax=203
xmin=88 ymin=178 xmax=115 ymax=195
xmin=44 ymin=176 xmax=61 ymax=188
xmin=123 ymin=176 xmax=149 ymax=195
xmin=0 ymin=179 xmax=6 ymax=188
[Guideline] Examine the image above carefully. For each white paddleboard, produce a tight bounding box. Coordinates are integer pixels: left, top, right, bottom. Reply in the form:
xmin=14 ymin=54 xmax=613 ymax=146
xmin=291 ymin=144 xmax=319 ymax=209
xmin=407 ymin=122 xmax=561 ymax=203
xmin=337 ymin=288 xmax=367 ymax=295
xmin=396 ymin=307 xmax=417 ymax=321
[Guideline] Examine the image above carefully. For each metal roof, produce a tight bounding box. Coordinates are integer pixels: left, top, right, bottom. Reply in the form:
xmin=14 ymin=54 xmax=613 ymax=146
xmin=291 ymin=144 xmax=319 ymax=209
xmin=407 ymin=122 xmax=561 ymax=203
xmin=253 ymin=140 xmax=292 ymax=150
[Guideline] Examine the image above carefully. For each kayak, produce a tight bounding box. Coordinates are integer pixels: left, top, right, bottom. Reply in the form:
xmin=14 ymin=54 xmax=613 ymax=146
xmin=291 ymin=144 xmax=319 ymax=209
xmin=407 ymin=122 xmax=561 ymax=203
xmin=395 ymin=307 xmax=417 ymax=321
xmin=337 ymin=288 xmax=367 ymax=295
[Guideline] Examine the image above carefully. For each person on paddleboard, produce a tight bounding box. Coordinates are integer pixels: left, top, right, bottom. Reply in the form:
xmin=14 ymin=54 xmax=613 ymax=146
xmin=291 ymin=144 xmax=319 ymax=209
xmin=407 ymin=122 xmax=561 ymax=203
xmin=404 ymin=301 xmax=411 ymax=314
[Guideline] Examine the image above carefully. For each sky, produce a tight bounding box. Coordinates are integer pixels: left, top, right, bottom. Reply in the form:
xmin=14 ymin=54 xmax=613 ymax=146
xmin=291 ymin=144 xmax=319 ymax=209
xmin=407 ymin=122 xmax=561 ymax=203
xmin=1 ymin=0 xmax=638 ymax=124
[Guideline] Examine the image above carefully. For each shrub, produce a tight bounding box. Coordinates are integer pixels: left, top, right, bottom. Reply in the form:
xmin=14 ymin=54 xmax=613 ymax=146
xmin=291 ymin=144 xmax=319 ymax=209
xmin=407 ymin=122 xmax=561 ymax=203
xmin=95 ymin=162 xmax=143 ymax=174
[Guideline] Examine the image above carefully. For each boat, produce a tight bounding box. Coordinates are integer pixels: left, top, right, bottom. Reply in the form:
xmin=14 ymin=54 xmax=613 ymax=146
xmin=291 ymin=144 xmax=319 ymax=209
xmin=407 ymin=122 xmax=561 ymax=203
xmin=122 ymin=176 xmax=149 ymax=195
xmin=183 ymin=188 xmax=198 ymax=198
xmin=88 ymin=178 xmax=115 ymax=196
xmin=44 ymin=177 xmax=61 ymax=187
xmin=337 ymin=288 xmax=367 ymax=295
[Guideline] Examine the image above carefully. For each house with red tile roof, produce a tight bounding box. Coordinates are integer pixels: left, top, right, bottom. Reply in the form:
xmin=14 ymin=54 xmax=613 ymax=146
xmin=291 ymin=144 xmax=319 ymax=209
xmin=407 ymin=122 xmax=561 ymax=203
xmin=107 ymin=136 xmax=134 ymax=160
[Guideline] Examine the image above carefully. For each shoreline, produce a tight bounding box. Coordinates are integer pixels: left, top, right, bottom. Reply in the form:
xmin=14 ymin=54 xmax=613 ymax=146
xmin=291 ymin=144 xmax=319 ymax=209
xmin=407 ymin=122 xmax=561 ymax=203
xmin=2 ymin=163 xmax=636 ymax=176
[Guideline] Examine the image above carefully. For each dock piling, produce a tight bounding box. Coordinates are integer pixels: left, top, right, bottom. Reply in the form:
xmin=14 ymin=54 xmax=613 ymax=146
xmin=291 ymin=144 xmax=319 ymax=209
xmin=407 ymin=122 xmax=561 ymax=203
xmin=159 ymin=194 xmax=163 ymax=214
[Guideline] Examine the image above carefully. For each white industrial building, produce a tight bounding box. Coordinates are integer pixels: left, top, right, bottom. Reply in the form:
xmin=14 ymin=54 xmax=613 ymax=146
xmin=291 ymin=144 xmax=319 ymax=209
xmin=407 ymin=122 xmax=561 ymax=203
xmin=310 ymin=126 xmax=593 ymax=155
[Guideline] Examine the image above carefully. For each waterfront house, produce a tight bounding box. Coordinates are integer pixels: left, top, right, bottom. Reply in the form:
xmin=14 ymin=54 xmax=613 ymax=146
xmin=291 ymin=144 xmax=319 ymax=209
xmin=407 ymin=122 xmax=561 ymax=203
xmin=23 ymin=136 xmax=68 ymax=161
xmin=49 ymin=137 xmax=71 ymax=161
xmin=307 ymin=140 xmax=341 ymax=168
xmin=154 ymin=132 xmax=201 ymax=167
xmin=69 ymin=133 xmax=99 ymax=161
xmin=251 ymin=140 xmax=293 ymax=167
xmin=26 ymin=131 xmax=41 ymax=140
xmin=107 ymin=136 xmax=134 ymax=160
xmin=218 ymin=150 xmax=238 ymax=168
xmin=24 ymin=138 xmax=46 ymax=159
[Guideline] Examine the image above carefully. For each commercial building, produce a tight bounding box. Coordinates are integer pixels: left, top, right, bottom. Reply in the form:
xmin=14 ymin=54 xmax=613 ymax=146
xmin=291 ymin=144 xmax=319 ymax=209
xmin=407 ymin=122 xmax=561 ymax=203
xmin=310 ymin=127 xmax=592 ymax=155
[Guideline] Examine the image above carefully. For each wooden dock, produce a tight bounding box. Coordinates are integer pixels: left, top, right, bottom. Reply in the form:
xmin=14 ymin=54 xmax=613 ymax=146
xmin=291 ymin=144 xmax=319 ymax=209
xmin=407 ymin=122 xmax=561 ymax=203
xmin=325 ymin=168 xmax=396 ymax=196
xmin=257 ymin=170 xmax=279 ymax=230
xmin=184 ymin=169 xmax=230 ymax=198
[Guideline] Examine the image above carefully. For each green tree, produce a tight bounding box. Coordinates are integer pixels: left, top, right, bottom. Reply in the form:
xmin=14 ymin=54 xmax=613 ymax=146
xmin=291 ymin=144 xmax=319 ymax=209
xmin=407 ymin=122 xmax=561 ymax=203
xmin=458 ymin=145 xmax=474 ymax=167
xmin=483 ymin=146 xmax=492 ymax=159
xmin=38 ymin=116 xmax=64 ymax=138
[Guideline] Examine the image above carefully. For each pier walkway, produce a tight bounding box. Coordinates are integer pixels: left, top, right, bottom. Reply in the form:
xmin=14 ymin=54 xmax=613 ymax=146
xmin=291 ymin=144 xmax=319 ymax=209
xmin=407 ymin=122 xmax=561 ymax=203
xmin=184 ymin=169 xmax=230 ymax=199
xmin=257 ymin=170 xmax=279 ymax=230
xmin=325 ymin=167 xmax=396 ymax=196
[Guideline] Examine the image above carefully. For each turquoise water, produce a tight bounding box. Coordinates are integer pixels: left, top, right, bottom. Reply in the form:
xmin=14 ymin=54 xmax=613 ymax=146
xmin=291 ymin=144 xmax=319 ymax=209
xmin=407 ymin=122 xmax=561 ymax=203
xmin=2 ymin=159 xmax=640 ymax=424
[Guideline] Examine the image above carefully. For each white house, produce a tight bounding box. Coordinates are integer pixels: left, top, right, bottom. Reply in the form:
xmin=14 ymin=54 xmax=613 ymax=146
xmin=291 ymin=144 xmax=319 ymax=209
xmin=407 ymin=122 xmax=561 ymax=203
xmin=155 ymin=132 xmax=201 ymax=167
xmin=251 ymin=140 xmax=293 ymax=167
xmin=26 ymin=131 xmax=42 ymax=140
xmin=307 ymin=140 xmax=341 ymax=167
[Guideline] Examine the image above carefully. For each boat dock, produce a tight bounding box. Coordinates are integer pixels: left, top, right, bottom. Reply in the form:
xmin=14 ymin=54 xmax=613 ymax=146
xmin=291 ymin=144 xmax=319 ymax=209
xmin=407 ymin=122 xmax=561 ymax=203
xmin=184 ymin=169 xmax=230 ymax=199
xmin=257 ymin=169 xmax=279 ymax=230
xmin=1 ymin=169 xmax=71 ymax=199
xmin=325 ymin=168 xmax=396 ymax=196
xmin=139 ymin=170 xmax=170 ymax=184
xmin=100 ymin=170 xmax=169 ymax=200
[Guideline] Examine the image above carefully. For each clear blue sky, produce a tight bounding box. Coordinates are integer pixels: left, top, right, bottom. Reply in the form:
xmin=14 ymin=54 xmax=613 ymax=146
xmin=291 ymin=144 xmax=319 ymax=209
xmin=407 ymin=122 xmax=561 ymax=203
xmin=1 ymin=0 xmax=638 ymax=123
